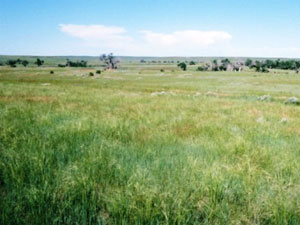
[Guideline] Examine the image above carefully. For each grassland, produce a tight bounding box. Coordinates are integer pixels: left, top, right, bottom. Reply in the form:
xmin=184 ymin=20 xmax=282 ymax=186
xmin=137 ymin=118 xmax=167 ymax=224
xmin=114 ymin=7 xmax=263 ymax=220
xmin=1 ymin=63 xmax=300 ymax=224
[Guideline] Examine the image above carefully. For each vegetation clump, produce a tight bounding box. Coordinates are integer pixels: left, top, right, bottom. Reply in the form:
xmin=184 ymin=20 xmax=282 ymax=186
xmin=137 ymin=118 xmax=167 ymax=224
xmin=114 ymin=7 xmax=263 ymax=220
xmin=284 ymin=97 xmax=299 ymax=105
xmin=6 ymin=60 xmax=17 ymax=67
xmin=100 ymin=53 xmax=119 ymax=69
xmin=35 ymin=58 xmax=44 ymax=67
xmin=66 ymin=59 xmax=87 ymax=67
xmin=196 ymin=66 xmax=206 ymax=71
xmin=258 ymin=95 xmax=272 ymax=101
xmin=21 ymin=60 xmax=29 ymax=67
xmin=6 ymin=59 xmax=30 ymax=67
xmin=177 ymin=62 xmax=187 ymax=71
xmin=246 ymin=58 xmax=300 ymax=72
xmin=201 ymin=58 xmax=300 ymax=73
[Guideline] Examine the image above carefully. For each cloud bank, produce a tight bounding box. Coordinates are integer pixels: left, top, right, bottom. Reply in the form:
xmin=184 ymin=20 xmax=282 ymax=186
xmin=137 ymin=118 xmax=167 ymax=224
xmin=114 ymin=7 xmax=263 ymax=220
xmin=59 ymin=24 xmax=232 ymax=56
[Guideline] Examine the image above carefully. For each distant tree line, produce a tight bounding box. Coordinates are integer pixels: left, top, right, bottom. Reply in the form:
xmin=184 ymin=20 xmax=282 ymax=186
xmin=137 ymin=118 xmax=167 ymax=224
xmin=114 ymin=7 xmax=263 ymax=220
xmin=2 ymin=56 xmax=300 ymax=74
xmin=3 ymin=58 xmax=44 ymax=67
xmin=194 ymin=58 xmax=300 ymax=73
xmin=0 ymin=57 xmax=91 ymax=68
xmin=194 ymin=59 xmax=244 ymax=72
xmin=66 ymin=59 xmax=87 ymax=67
xmin=245 ymin=59 xmax=300 ymax=73
xmin=139 ymin=58 xmax=300 ymax=73
xmin=57 ymin=59 xmax=88 ymax=67
xmin=140 ymin=60 xmax=197 ymax=64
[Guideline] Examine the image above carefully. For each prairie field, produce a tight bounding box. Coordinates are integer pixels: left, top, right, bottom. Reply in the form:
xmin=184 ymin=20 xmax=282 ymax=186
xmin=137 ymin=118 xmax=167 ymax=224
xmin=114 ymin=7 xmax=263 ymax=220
xmin=1 ymin=64 xmax=300 ymax=224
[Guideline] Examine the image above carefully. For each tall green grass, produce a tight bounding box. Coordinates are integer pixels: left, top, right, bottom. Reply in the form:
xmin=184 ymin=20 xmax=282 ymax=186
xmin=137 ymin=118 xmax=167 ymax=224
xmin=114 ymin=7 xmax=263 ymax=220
xmin=1 ymin=67 xmax=300 ymax=224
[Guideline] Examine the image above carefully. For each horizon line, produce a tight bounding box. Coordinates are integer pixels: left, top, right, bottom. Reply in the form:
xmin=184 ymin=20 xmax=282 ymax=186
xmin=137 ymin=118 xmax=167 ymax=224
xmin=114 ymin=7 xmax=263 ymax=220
xmin=1 ymin=54 xmax=300 ymax=60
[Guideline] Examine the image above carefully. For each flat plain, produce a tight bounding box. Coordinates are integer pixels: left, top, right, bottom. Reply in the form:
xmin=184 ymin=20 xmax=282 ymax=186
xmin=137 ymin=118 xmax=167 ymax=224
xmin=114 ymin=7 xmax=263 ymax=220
xmin=1 ymin=64 xmax=300 ymax=224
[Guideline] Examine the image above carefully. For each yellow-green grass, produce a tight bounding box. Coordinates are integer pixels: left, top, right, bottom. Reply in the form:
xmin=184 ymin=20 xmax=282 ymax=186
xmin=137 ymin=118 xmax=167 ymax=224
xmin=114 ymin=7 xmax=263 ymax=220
xmin=1 ymin=66 xmax=300 ymax=224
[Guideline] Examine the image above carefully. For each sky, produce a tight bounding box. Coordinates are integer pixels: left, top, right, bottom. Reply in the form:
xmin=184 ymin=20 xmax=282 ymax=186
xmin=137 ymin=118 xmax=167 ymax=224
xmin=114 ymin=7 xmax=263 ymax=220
xmin=0 ymin=0 xmax=300 ymax=57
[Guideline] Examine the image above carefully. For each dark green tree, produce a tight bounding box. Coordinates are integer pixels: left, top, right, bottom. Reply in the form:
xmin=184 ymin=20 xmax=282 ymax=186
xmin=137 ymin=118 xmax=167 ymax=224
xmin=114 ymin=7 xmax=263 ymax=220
xmin=21 ymin=60 xmax=29 ymax=67
xmin=6 ymin=60 xmax=17 ymax=67
xmin=245 ymin=58 xmax=253 ymax=67
xmin=35 ymin=58 xmax=44 ymax=67
xmin=177 ymin=62 xmax=187 ymax=71
xmin=265 ymin=59 xmax=275 ymax=69
xmin=220 ymin=58 xmax=231 ymax=71
xmin=212 ymin=59 xmax=219 ymax=71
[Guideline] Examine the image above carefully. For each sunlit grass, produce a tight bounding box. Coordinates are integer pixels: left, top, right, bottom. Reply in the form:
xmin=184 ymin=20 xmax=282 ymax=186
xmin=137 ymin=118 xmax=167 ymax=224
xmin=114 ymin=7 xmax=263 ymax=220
xmin=1 ymin=66 xmax=300 ymax=224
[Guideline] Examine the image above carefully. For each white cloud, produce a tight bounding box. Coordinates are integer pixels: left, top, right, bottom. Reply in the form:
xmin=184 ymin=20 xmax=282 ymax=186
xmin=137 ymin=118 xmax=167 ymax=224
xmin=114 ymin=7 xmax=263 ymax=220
xmin=140 ymin=30 xmax=232 ymax=47
xmin=59 ymin=24 xmax=131 ymax=41
xmin=59 ymin=24 xmax=232 ymax=56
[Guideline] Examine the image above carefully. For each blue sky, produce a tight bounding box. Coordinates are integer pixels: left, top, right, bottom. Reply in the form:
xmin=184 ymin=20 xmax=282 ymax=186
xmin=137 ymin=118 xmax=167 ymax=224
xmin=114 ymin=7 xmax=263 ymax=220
xmin=1 ymin=0 xmax=300 ymax=57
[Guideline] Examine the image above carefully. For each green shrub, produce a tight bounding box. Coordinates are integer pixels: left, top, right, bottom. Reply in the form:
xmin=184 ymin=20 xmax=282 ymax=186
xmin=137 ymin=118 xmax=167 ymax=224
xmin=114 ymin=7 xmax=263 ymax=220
xmin=96 ymin=70 xmax=101 ymax=74
xmin=6 ymin=60 xmax=18 ymax=67
xmin=196 ymin=66 xmax=205 ymax=71
xmin=21 ymin=60 xmax=29 ymax=67
xmin=66 ymin=60 xmax=87 ymax=67
xmin=35 ymin=58 xmax=44 ymax=67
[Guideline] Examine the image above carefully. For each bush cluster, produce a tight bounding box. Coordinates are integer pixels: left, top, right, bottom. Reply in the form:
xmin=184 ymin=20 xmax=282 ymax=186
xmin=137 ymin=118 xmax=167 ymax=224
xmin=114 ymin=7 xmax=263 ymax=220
xmin=5 ymin=59 xmax=30 ymax=67
xmin=246 ymin=59 xmax=300 ymax=72
xmin=66 ymin=60 xmax=87 ymax=67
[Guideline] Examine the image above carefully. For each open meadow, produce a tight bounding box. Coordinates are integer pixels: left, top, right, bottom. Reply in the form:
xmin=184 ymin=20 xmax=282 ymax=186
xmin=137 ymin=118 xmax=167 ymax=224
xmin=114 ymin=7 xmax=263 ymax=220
xmin=1 ymin=63 xmax=300 ymax=224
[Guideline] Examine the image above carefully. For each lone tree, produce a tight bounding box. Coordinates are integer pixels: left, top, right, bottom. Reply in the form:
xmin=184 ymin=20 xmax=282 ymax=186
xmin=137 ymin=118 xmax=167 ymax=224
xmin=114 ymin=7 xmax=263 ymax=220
xmin=6 ymin=60 xmax=17 ymax=67
xmin=100 ymin=53 xmax=119 ymax=69
xmin=220 ymin=58 xmax=231 ymax=71
xmin=252 ymin=60 xmax=269 ymax=73
xmin=245 ymin=58 xmax=253 ymax=67
xmin=35 ymin=58 xmax=44 ymax=67
xmin=21 ymin=60 xmax=29 ymax=67
xmin=177 ymin=62 xmax=187 ymax=71
xmin=212 ymin=59 xmax=219 ymax=71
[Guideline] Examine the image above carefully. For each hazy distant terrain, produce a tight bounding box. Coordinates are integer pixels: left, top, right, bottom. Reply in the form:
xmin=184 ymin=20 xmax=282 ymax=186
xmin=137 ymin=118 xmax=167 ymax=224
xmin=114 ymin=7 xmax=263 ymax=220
xmin=1 ymin=55 xmax=299 ymax=67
